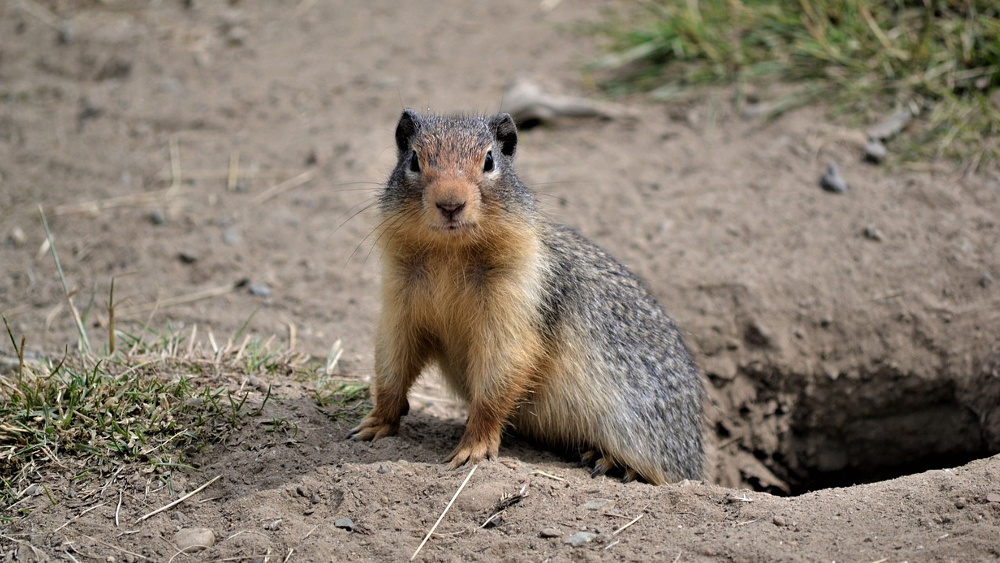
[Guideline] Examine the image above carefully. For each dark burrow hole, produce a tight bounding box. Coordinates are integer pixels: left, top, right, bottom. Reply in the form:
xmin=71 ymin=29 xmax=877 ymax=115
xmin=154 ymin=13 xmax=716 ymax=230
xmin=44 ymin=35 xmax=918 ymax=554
xmin=710 ymin=358 xmax=1000 ymax=496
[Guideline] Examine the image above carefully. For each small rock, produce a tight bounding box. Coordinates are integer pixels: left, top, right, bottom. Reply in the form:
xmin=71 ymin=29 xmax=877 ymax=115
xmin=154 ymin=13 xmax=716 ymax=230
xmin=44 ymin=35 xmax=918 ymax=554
xmin=310 ymin=492 xmax=321 ymax=504
xmin=987 ymin=492 xmax=1000 ymax=503
xmin=6 ymin=227 xmax=25 ymax=247
xmin=222 ymin=227 xmax=241 ymax=245
xmin=295 ymin=485 xmax=308 ymax=498
xmin=149 ymin=209 xmax=166 ymax=225
xmin=820 ymin=162 xmax=848 ymax=194
xmin=565 ymin=531 xmax=596 ymax=547
xmin=94 ymin=57 xmax=132 ymax=81
xmin=539 ymin=527 xmax=561 ymax=538
xmin=955 ymin=497 xmax=967 ymax=509
xmin=582 ymin=498 xmax=614 ymax=511
xmin=249 ymin=283 xmax=271 ymax=297
xmin=334 ymin=518 xmax=354 ymax=531
xmin=743 ymin=320 xmax=773 ymax=348
xmin=863 ymin=139 xmax=887 ymax=164
xmin=772 ymin=515 xmax=787 ymax=526
xmin=377 ymin=464 xmax=391 ymax=474
xmin=226 ymin=25 xmax=249 ymax=46
xmin=866 ymin=109 xmax=913 ymax=142
xmin=173 ymin=527 xmax=215 ymax=552
xmin=264 ymin=519 xmax=282 ymax=531
xmin=177 ymin=251 xmax=198 ymax=264
xmin=862 ymin=225 xmax=884 ymax=242
xmin=57 ymin=24 xmax=73 ymax=45
xmin=980 ymin=273 xmax=993 ymax=288
xmin=170 ymin=511 xmax=187 ymax=523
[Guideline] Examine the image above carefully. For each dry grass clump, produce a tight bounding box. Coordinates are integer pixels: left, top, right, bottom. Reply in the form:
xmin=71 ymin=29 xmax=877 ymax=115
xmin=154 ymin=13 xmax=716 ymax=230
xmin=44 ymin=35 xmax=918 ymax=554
xmin=0 ymin=321 xmax=313 ymax=520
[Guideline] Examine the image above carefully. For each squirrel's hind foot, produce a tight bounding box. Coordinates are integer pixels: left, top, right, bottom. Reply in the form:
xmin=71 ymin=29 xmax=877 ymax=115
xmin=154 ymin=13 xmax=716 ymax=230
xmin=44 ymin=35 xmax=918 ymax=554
xmin=580 ymin=449 xmax=644 ymax=484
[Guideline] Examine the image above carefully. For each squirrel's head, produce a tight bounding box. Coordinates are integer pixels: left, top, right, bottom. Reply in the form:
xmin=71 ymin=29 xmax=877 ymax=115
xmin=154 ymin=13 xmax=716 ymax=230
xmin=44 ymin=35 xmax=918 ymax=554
xmin=381 ymin=109 xmax=529 ymax=246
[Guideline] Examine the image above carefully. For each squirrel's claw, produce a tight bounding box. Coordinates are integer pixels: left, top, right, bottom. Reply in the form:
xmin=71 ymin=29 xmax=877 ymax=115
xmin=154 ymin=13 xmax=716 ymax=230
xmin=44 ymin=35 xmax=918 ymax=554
xmin=347 ymin=416 xmax=399 ymax=442
xmin=446 ymin=436 xmax=499 ymax=469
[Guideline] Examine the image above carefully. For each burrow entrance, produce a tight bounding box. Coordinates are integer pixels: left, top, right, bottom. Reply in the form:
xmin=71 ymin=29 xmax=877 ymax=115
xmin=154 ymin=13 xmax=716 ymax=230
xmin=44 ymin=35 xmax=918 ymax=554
xmin=708 ymin=354 xmax=1000 ymax=495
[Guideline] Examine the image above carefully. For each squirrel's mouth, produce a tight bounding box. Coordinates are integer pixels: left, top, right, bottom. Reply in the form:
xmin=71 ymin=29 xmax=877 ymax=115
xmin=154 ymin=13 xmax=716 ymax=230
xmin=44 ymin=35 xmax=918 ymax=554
xmin=431 ymin=220 xmax=474 ymax=237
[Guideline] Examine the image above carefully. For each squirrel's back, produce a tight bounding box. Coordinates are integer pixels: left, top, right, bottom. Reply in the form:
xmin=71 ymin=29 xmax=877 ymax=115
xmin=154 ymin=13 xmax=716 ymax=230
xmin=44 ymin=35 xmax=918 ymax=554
xmin=351 ymin=109 xmax=703 ymax=484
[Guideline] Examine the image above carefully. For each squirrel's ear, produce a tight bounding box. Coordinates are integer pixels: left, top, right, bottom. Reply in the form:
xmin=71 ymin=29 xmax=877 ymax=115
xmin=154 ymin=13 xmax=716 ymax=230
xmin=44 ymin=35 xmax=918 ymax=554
xmin=489 ymin=113 xmax=517 ymax=157
xmin=395 ymin=109 xmax=420 ymax=153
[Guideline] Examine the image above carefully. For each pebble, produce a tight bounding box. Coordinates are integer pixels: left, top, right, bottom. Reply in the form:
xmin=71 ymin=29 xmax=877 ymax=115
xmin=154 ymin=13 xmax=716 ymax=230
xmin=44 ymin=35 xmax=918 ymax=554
xmin=177 ymin=251 xmax=198 ymax=264
xmin=819 ymin=162 xmax=848 ymax=194
xmin=222 ymin=227 xmax=242 ymax=245
xmin=173 ymin=527 xmax=215 ymax=552
xmin=862 ymin=225 xmax=884 ymax=242
xmin=539 ymin=527 xmax=561 ymax=538
xmin=377 ymin=464 xmax=391 ymax=474
xmin=170 ymin=511 xmax=187 ymax=523
xmin=149 ymin=209 xmax=166 ymax=225
xmin=987 ymin=492 xmax=1000 ymax=503
xmin=565 ymin=531 xmax=596 ymax=547
xmin=582 ymin=498 xmax=614 ymax=511
xmin=819 ymin=162 xmax=847 ymax=194
xmin=334 ymin=518 xmax=354 ymax=531
xmin=226 ymin=26 xmax=249 ymax=46
xmin=249 ymin=283 xmax=271 ymax=297
xmin=772 ymin=515 xmax=787 ymax=526
xmin=866 ymin=109 xmax=912 ymax=141
xmin=57 ymin=24 xmax=73 ymax=45
xmin=264 ymin=519 xmax=282 ymax=531
xmin=6 ymin=227 xmax=25 ymax=247
xmin=980 ymin=273 xmax=993 ymax=288
xmin=863 ymin=139 xmax=887 ymax=164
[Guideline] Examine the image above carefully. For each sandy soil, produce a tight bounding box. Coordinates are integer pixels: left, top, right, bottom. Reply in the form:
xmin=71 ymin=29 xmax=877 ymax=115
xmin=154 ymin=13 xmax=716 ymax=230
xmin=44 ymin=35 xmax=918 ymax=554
xmin=2 ymin=1 xmax=999 ymax=561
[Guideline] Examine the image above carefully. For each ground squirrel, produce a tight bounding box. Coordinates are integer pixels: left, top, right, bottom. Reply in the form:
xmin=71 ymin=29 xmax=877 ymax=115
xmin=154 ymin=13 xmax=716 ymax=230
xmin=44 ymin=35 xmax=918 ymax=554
xmin=348 ymin=109 xmax=704 ymax=484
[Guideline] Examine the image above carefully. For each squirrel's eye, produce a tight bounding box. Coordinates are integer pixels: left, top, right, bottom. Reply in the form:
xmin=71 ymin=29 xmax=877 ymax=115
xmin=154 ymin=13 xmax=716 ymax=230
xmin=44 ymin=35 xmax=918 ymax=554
xmin=409 ymin=150 xmax=420 ymax=173
xmin=483 ymin=150 xmax=494 ymax=172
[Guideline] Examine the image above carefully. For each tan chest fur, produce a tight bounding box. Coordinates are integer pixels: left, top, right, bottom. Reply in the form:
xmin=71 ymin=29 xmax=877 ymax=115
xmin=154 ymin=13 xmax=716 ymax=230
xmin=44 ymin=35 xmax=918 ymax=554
xmin=380 ymin=236 xmax=547 ymax=400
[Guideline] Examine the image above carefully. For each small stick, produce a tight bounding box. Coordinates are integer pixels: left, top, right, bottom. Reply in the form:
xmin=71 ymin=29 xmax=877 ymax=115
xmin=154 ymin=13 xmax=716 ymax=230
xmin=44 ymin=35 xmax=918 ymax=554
xmin=228 ymin=152 xmax=240 ymax=191
xmin=117 ymin=284 xmax=236 ymax=318
xmin=115 ymin=490 xmax=123 ymax=527
xmin=167 ymin=135 xmax=182 ymax=197
xmin=251 ymin=169 xmax=317 ymax=206
xmin=136 ymin=475 xmax=221 ymax=523
xmin=286 ymin=322 xmax=297 ymax=351
xmin=611 ymin=513 xmax=644 ymax=536
xmin=529 ymin=470 xmax=565 ymax=482
xmin=281 ymin=548 xmax=294 ymax=563
xmin=411 ymin=464 xmax=478 ymax=561
xmin=108 ymin=277 xmax=117 ymax=355
xmin=52 ymin=503 xmax=105 ymax=533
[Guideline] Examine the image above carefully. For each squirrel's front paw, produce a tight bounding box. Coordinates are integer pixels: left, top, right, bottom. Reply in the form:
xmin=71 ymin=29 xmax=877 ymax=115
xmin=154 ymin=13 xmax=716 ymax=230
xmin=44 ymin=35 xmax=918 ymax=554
xmin=346 ymin=414 xmax=399 ymax=442
xmin=445 ymin=434 xmax=500 ymax=468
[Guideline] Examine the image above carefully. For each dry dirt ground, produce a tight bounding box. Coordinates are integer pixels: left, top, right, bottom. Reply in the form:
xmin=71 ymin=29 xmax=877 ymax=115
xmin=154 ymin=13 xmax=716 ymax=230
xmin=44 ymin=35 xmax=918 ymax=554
xmin=2 ymin=1 xmax=1000 ymax=561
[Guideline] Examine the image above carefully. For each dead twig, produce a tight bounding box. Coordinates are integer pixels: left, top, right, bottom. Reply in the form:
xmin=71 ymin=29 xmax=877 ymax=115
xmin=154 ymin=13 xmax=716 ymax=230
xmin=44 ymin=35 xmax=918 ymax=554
xmin=612 ymin=513 xmax=644 ymax=536
xmin=136 ymin=475 xmax=221 ymax=523
xmin=411 ymin=464 xmax=478 ymax=560
xmin=117 ymin=284 xmax=237 ymax=318
xmin=251 ymin=169 xmax=317 ymax=206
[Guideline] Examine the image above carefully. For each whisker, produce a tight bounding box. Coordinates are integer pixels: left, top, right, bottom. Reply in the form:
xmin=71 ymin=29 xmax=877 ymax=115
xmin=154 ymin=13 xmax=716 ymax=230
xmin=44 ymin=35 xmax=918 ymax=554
xmin=328 ymin=198 xmax=380 ymax=241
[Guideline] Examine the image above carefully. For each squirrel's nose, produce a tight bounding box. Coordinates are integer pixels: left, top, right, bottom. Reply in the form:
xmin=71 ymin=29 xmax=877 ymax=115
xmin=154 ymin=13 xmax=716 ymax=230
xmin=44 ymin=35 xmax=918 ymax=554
xmin=436 ymin=200 xmax=466 ymax=221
